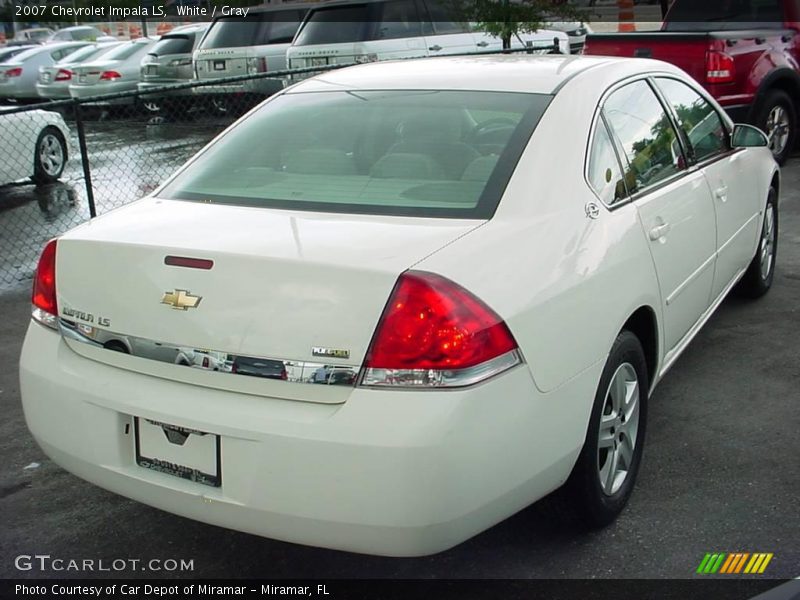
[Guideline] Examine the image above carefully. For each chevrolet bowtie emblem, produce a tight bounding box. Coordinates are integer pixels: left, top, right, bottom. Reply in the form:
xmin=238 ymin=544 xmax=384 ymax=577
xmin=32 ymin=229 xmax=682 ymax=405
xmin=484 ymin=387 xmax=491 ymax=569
xmin=161 ymin=289 xmax=202 ymax=311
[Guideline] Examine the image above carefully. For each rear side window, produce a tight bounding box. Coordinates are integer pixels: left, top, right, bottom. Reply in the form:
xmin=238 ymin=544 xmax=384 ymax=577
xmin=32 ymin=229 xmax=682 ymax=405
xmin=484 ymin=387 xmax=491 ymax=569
xmin=588 ymin=120 xmax=628 ymax=206
xmin=294 ymin=6 xmax=370 ymax=45
xmin=160 ymin=90 xmax=552 ymax=219
xmin=423 ymin=0 xmax=470 ymax=34
xmin=603 ymin=80 xmax=684 ymax=193
xmin=150 ymin=35 xmax=194 ymax=56
xmin=373 ymin=0 xmax=422 ymax=39
xmin=664 ymin=0 xmax=785 ymax=30
xmin=655 ymin=78 xmax=729 ymax=163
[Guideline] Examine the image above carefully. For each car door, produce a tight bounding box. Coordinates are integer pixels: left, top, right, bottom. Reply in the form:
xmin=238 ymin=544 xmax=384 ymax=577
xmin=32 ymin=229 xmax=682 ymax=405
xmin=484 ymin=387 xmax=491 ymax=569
xmin=603 ymin=79 xmax=718 ymax=352
xmin=419 ymin=0 xmax=477 ymax=55
xmin=0 ymin=112 xmax=35 ymax=184
xmin=365 ymin=0 xmax=426 ymax=59
xmin=653 ymin=76 xmax=763 ymax=300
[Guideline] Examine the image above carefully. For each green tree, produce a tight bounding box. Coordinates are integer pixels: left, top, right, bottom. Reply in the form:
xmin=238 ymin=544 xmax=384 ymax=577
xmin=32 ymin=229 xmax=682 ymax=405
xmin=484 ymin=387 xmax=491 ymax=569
xmin=453 ymin=0 xmax=587 ymax=51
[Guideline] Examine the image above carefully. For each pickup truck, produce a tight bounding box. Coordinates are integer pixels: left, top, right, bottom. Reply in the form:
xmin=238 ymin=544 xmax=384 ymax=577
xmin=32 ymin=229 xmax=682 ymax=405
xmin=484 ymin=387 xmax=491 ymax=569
xmin=583 ymin=0 xmax=800 ymax=164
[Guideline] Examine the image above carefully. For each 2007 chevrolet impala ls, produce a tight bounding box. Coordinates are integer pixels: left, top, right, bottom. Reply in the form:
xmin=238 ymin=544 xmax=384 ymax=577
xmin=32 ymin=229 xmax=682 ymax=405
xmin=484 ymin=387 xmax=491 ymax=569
xmin=20 ymin=55 xmax=779 ymax=556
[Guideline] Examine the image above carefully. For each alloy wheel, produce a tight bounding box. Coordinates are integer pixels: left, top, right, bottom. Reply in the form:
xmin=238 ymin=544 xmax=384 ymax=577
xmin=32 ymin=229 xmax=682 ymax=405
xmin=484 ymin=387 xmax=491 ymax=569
xmin=38 ymin=133 xmax=64 ymax=176
xmin=760 ymin=202 xmax=777 ymax=280
xmin=766 ymin=105 xmax=791 ymax=156
xmin=597 ymin=362 xmax=641 ymax=496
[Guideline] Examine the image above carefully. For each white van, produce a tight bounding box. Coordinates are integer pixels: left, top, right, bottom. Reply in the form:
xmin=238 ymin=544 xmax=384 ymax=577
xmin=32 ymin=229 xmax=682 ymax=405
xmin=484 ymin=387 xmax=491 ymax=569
xmin=286 ymin=0 xmax=569 ymax=73
xmin=193 ymin=3 xmax=314 ymax=98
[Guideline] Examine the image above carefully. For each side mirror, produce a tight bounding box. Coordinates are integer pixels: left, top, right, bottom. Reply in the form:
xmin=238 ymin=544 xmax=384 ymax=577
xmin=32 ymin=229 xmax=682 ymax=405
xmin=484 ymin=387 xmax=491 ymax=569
xmin=732 ymin=123 xmax=769 ymax=148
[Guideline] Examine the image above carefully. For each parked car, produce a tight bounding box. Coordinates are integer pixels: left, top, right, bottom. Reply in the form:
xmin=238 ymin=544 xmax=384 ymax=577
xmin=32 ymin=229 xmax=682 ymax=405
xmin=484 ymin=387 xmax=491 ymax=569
xmin=69 ymin=38 xmax=157 ymax=106
xmin=137 ymin=24 xmax=209 ymax=113
xmin=36 ymin=42 xmax=122 ymax=100
xmin=192 ymin=3 xmax=312 ymax=104
xmin=47 ymin=26 xmax=116 ymax=44
xmin=0 ymin=107 xmax=70 ymax=185
xmin=583 ymin=0 xmax=800 ymax=163
xmin=285 ymin=0 xmax=569 ymax=77
xmin=0 ymin=45 xmax=35 ymax=64
xmin=21 ymin=55 xmax=778 ymax=557
xmin=6 ymin=28 xmax=54 ymax=47
xmin=546 ymin=20 xmax=593 ymax=53
xmin=0 ymin=42 xmax=89 ymax=102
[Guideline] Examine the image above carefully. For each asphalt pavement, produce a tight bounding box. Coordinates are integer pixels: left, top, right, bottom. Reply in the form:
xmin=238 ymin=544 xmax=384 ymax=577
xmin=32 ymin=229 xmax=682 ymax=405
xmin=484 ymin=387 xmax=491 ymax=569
xmin=0 ymin=156 xmax=798 ymax=580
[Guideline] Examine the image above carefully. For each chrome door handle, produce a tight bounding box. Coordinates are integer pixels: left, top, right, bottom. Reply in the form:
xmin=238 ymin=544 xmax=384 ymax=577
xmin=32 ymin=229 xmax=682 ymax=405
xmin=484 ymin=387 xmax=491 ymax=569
xmin=649 ymin=223 xmax=671 ymax=241
xmin=715 ymin=185 xmax=729 ymax=201
xmin=429 ymin=45 xmax=443 ymax=52
xmin=476 ymin=41 xmax=489 ymax=48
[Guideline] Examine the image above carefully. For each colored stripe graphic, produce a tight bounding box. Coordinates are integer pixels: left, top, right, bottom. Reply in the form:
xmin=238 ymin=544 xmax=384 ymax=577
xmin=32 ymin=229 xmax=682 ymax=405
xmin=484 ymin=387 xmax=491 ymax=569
xmin=699 ymin=553 xmax=774 ymax=575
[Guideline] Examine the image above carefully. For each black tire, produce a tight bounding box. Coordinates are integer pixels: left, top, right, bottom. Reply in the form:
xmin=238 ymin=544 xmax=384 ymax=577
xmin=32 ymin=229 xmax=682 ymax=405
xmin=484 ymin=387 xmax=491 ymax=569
xmin=560 ymin=330 xmax=649 ymax=527
xmin=736 ymin=186 xmax=778 ymax=299
xmin=32 ymin=126 xmax=67 ymax=185
xmin=754 ymin=90 xmax=796 ymax=165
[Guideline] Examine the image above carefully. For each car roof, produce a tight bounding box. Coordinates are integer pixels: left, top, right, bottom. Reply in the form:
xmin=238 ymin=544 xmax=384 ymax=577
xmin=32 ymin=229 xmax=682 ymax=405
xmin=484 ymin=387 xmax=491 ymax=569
xmin=291 ymin=55 xmax=674 ymax=96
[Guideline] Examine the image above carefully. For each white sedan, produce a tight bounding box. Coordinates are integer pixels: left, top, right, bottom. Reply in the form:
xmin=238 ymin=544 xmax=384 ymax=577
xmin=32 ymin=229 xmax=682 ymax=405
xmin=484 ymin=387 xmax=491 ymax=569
xmin=0 ymin=107 xmax=70 ymax=186
xmin=20 ymin=55 xmax=779 ymax=556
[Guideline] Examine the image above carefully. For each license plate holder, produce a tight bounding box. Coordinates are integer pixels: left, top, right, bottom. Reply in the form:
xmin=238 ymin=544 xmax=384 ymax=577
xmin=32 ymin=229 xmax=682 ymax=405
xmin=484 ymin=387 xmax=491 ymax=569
xmin=213 ymin=60 xmax=226 ymax=71
xmin=134 ymin=417 xmax=221 ymax=487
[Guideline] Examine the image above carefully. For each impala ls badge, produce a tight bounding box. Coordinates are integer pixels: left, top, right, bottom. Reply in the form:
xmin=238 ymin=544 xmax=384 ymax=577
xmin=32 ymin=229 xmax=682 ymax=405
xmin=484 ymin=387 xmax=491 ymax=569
xmin=312 ymin=347 xmax=350 ymax=359
xmin=161 ymin=289 xmax=202 ymax=311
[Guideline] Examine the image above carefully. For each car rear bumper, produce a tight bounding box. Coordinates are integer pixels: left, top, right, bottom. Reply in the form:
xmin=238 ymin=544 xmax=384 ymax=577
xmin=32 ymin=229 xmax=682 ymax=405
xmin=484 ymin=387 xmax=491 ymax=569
xmin=193 ymin=77 xmax=285 ymax=97
xmin=69 ymin=82 xmax=137 ymax=105
xmin=20 ymin=321 xmax=591 ymax=556
xmin=36 ymin=82 xmax=71 ymax=99
xmin=138 ymin=81 xmax=194 ymax=98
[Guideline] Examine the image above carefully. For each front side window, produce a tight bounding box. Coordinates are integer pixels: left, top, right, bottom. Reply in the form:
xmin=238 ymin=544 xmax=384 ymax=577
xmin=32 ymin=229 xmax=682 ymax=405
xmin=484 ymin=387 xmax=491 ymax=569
xmin=160 ymin=90 xmax=551 ymax=219
xmin=588 ymin=119 xmax=628 ymax=206
xmin=424 ymin=0 xmax=470 ymax=34
xmin=655 ymin=78 xmax=729 ymax=163
xmin=603 ymin=80 xmax=685 ymax=194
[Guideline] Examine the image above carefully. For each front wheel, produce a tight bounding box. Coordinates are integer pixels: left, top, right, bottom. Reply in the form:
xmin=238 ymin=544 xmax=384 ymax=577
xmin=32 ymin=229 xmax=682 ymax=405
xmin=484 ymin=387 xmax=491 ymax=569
xmin=561 ymin=330 xmax=649 ymax=527
xmin=736 ymin=187 xmax=778 ymax=298
xmin=32 ymin=127 xmax=67 ymax=185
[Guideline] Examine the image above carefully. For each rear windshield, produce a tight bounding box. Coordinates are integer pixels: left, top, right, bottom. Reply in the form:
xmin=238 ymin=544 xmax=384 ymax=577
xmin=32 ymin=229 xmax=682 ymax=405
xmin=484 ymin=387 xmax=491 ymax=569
xmin=100 ymin=42 xmax=149 ymax=61
xmin=149 ymin=34 xmax=194 ymax=56
xmin=294 ymin=1 xmax=424 ymax=45
xmin=664 ymin=0 xmax=785 ymax=30
xmin=55 ymin=43 xmax=112 ymax=65
xmin=160 ymin=90 xmax=551 ymax=219
xmin=200 ymin=11 xmax=304 ymax=49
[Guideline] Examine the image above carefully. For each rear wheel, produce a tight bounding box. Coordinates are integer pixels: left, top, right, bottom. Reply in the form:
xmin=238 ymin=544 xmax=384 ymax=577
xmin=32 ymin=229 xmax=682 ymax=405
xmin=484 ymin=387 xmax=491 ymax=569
xmin=736 ymin=186 xmax=778 ymax=298
xmin=32 ymin=127 xmax=67 ymax=184
xmin=561 ymin=330 xmax=649 ymax=527
xmin=755 ymin=90 xmax=795 ymax=165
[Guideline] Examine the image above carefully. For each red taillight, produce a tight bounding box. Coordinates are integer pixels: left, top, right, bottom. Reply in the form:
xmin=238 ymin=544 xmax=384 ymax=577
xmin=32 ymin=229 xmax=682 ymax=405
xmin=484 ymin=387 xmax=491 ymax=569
xmin=32 ymin=239 xmax=58 ymax=329
xmin=202 ymin=356 xmax=210 ymax=368
xmin=5 ymin=67 xmax=22 ymax=77
xmin=99 ymin=70 xmax=122 ymax=81
xmin=706 ymin=51 xmax=735 ymax=84
xmin=54 ymin=69 xmax=72 ymax=81
xmin=281 ymin=370 xmax=288 ymax=381
xmin=361 ymin=271 xmax=520 ymax=387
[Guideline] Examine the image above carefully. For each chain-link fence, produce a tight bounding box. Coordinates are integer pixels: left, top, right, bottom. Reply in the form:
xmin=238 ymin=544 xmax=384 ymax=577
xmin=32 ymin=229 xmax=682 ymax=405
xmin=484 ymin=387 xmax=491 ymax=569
xmin=0 ymin=45 xmax=556 ymax=290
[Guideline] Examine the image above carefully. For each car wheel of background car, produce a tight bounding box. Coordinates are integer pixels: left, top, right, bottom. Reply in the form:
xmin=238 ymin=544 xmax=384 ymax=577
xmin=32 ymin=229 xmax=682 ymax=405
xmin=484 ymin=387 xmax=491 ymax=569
xmin=561 ymin=330 xmax=649 ymax=527
xmin=736 ymin=186 xmax=778 ymax=299
xmin=140 ymin=98 xmax=161 ymax=114
xmin=32 ymin=126 xmax=67 ymax=185
xmin=209 ymin=96 xmax=230 ymax=116
xmin=755 ymin=90 xmax=796 ymax=165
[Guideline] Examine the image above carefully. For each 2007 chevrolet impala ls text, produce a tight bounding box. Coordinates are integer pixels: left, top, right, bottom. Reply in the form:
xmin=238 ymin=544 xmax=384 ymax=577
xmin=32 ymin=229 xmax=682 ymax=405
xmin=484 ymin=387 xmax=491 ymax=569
xmin=19 ymin=55 xmax=779 ymax=556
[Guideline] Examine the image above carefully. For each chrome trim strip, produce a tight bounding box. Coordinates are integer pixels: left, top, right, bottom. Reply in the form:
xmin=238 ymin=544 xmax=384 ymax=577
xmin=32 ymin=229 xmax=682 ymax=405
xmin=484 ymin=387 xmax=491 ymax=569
xmin=58 ymin=319 xmax=358 ymax=387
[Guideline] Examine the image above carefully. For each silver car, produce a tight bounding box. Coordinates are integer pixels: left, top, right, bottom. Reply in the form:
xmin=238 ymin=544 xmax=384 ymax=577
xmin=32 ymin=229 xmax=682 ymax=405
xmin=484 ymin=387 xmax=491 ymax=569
xmin=47 ymin=26 xmax=117 ymax=44
xmin=193 ymin=4 xmax=311 ymax=100
xmin=69 ymin=38 xmax=157 ymax=106
xmin=36 ymin=42 xmax=122 ymax=100
xmin=138 ymin=24 xmax=209 ymax=111
xmin=0 ymin=42 xmax=90 ymax=102
xmin=0 ymin=46 xmax=34 ymax=64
